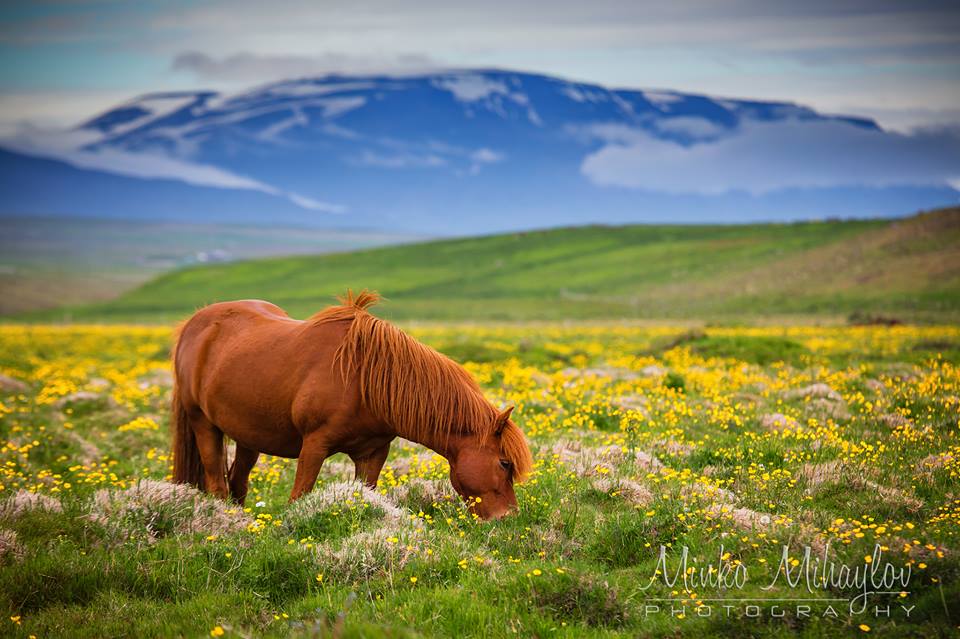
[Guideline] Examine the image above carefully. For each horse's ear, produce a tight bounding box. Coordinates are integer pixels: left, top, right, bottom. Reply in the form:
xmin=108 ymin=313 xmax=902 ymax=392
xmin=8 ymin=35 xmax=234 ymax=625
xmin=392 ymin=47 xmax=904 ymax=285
xmin=495 ymin=405 xmax=514 ymax=436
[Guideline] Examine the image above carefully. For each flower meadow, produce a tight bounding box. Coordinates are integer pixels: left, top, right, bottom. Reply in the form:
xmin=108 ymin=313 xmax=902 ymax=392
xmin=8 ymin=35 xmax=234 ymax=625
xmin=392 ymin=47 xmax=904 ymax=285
xmin=0 ymin=323 xmax=958 ymax=638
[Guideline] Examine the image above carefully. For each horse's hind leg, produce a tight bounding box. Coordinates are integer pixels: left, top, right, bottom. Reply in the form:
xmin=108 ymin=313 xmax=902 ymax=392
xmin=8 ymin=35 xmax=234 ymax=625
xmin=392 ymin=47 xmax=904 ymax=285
xmin=352 ymin=440 xmax=392 ymax=489
xmin=191 ymin=414 xmax=229 ymax=499
xmin=228 ymin=445 xmax=260 ymax=505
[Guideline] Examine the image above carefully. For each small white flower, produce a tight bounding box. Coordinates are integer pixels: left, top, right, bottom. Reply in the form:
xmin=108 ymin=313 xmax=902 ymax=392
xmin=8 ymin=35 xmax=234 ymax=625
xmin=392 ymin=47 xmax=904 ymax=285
xmin=255 ymin=501 xmax=266 ymax=508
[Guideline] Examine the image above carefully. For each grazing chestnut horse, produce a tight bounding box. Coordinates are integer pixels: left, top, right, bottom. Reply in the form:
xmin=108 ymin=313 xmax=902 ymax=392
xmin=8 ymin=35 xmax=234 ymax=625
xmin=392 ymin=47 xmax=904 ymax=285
xmin=171 ymin=290 xmax=532 ymax=520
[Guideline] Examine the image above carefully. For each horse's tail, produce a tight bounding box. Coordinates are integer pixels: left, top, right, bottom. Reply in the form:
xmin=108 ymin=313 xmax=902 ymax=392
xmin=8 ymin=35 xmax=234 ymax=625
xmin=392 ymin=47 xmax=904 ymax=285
xmin=171 ymin=321 xmax=205 ymax=490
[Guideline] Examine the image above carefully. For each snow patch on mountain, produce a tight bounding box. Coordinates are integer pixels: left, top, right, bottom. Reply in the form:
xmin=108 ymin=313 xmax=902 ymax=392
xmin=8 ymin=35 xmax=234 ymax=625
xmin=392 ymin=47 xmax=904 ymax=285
xmin=433 ymin=74 xmax=510 ymax=102
xmin=560 ymin=85 xmax=609 ymax=104
xmin=643 ymin=91 xmax=685 ymax=108
xmin=260 ymin=81 xmax=375 ymax=99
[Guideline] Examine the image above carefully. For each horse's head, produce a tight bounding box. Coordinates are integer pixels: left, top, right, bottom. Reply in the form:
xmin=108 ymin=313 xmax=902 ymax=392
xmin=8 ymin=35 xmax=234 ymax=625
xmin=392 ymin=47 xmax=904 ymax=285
xmin=448 ymin=406 xmax=533 ymax=520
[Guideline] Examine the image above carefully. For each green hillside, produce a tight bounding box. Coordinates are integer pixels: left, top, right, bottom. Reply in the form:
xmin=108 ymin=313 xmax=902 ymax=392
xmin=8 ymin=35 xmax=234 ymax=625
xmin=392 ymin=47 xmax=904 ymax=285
xmin=25 ymin=208 xmax=960 ymax=323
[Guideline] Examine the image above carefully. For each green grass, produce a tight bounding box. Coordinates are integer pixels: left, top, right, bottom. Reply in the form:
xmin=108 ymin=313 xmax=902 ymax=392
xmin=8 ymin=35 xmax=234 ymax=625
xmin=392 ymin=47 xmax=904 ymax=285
xmin=19 ymin=208 xmax=960 ymax=324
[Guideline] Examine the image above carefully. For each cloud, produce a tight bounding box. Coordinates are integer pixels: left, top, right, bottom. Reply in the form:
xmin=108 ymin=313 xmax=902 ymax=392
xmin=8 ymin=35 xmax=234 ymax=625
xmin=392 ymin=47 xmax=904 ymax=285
xmin=0 ymin=90 xmax=139 ymax=132
xmin=2 ymin=123 xmax=345 ymax=213
xmin=172 ymin=51 xmax=439 ymax=82
xmin=351 ymin=150 xmax=447 ymax=169
xmin=581 ymin=119 xmax=960 ymax=194
xmin=470 ymin=148 xmax=504 ymax=164
xmin=286 ymin=193 xmax=346 ymax=214
xmin=846 ymin=107 xmax=960 ymax=134
xmin=652 ymin=116 xmax=728 ymax=141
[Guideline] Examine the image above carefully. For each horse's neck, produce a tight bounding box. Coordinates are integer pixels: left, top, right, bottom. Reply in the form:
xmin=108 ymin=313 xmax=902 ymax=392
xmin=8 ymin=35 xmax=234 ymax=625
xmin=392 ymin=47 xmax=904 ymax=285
xmin=398 ymin=425 xmax=466 ymax=463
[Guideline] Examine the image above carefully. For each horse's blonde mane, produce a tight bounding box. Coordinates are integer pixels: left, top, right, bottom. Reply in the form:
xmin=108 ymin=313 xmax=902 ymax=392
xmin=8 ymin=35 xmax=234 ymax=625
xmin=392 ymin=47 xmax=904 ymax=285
xmin=311 ymin=290 xmax=532 ymax=481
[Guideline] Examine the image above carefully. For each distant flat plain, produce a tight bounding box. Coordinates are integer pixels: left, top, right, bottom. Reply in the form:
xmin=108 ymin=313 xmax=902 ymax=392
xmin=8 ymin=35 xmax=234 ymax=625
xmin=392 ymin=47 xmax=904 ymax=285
xmin=0 ymin=216 xmax=424 ymax=316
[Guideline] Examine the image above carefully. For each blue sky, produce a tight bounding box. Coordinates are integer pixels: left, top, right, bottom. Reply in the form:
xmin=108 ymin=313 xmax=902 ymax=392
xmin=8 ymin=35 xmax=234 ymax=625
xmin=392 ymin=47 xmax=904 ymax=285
xmin=1 ymin=0 xmax=958 ymax=132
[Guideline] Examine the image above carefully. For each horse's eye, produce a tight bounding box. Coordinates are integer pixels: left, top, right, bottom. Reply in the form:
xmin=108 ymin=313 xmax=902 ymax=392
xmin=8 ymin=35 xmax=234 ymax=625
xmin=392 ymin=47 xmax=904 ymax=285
xmin=499 ymin=459 xmax=513 ymax=472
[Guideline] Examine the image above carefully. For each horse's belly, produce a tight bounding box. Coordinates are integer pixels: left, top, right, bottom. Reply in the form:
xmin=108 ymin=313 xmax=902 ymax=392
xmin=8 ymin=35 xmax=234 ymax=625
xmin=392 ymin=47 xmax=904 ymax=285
xmin=202 ymin=390 xmax=304 ymax=458
xmin=231 ymin=429 xmax=302 ymax=459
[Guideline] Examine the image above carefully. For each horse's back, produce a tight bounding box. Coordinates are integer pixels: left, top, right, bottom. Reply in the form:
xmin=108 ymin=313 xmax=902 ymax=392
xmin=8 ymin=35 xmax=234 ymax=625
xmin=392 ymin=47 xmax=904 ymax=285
xmin=185 ymin=299 xmax=293 ymax=327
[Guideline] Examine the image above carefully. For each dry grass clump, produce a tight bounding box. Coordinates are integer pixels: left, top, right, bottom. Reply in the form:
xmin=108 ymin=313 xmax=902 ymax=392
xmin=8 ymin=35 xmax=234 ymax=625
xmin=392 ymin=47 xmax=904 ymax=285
xmin=681 ymin=481 xmax=737 ymax=505
xmin=879 ymin=412 xmax=912 ymax=429
xmin=705 ymin=503 xmax=775 ymax=529
xmin=389 ymin=478 xmax=458 ymax=513
xmin=88 ymin=479 xmax=251 ymax=542
xmin=314 ymin=525 xmax=417 ymax=581
xmin=549 ymin=440 xmax=663 ymax=477
xmin=0 ymin=489 xmax=63 ymax=519
xmin=0 ymin=529 xmax=24 ymax=563
xmin=285 ymin=480 xmax=404 ymax=527
xmin=800 ymin=461 xmax=923 ymax=512
xmin=785 ymin=383 xmax=843 ymax=402
xmin=855 ymin=479 xmax=924 ymax=513
xmin=0 ymin=373 xmax=27 ymax=393
xmin=316 ymin=457 xmax=355 ymax=481
xmin=590 ymin=477 xmax=653 ymax=506
xmin=784 ymin=383 xmax=851 ymax=420
xmin=313 ymin=521 xmax=468 ymax=583
xmin=760 ymin=413 xmax=800 ymax=432
xmin=800 ymin=460 xmax=845 ymax=488
xmin=918 ymin=451 xmax=954 ymax=473
xmin=54 ymin=390 xmax=113 ymax=409
xmin=560 ymin=366 xmax=639 ymax=381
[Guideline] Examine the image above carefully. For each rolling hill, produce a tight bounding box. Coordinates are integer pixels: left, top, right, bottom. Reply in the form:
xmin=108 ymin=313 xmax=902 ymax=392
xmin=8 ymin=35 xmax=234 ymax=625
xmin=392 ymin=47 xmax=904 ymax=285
xmin=28 ymin=207 xmax=960 ymax=323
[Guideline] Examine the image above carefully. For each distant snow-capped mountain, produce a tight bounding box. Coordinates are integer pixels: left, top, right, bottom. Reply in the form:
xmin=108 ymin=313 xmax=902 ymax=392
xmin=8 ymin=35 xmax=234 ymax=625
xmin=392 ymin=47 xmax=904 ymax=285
xmin=3 ymin=70 xmax=957 ymax=232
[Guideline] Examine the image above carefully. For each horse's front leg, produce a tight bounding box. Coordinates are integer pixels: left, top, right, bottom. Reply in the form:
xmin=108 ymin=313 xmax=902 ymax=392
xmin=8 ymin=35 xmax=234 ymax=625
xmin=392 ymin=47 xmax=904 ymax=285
xmin=352 ymin=440 xmax=392 ymax=489
xmin=289 ymin=431 xmax=331 ymax=501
